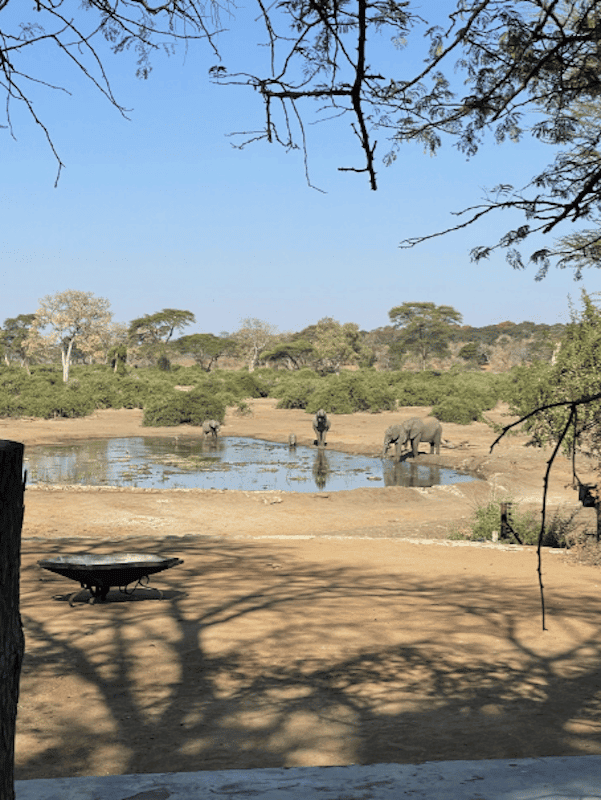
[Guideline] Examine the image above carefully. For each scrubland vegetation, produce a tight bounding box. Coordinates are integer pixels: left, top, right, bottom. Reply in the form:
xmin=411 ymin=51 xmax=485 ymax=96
xmin=0 ymin=294 xmax=563 ymax=426
xmin=0 ymin=362 xmax=513 ymax=426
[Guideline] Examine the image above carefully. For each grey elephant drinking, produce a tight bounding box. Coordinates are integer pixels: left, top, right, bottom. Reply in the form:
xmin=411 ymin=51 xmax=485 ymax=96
xmin=202 ymin=420 xmax=221 ymax=438
xmin=313 ymin=408 xmax=330 ymax=447
xmin=382 ymin=417 xmax=442 ymax=460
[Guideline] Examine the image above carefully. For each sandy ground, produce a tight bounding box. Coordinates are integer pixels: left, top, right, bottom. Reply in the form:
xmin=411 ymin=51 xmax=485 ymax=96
xmin=6 ymin=399 xmax=601 ymax=779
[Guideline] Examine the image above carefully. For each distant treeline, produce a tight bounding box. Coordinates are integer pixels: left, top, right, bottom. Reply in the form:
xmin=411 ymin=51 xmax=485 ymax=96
xmin=448 ymin=320 xmax=565 ymax=346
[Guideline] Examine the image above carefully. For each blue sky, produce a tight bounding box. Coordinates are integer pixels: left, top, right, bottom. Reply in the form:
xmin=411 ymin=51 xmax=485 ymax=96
xmin=1 ymin=2 xmax=597 ymax=337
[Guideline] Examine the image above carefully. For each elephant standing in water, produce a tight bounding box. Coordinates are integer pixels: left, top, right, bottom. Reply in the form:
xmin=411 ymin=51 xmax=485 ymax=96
xmin=313 ymin=408 xmax=330 ymax=447
xmin=202 ymin=420 xmax=221 ymax=438
xmin=382 ymin=417 xmax=442 ymax=460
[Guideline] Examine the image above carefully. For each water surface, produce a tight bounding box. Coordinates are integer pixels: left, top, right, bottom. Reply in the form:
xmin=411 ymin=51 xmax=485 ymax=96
xmin=25 ymin=436 xmax=475 ymax=492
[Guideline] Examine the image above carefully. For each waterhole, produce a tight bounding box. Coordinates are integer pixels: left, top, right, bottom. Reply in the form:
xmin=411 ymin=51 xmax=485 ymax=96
xmin=24 ymin=437 xmax=476 ymax=492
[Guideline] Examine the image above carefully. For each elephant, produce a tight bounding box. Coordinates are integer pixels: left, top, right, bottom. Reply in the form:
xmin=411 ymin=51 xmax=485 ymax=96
xmin=382 ymin=424 xmax=404 ymax=461
xmin=202 ymin=419 xmax=221 ymax=438
xmin=312 ymin=408 xmax=330 ymax=447
xmin=383 ymin=417 xmax=442 ymax=460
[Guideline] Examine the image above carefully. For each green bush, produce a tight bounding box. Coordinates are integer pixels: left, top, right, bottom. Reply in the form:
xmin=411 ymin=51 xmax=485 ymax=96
xmin=391 ymin=370 xmax=506 ymax=412
xmin=142 ymin=389 xmax=225 ymax=427
xmin=13 ymin=385 xmax=96 ymax=419
xmin=392 ymin=372 xmax=445 ymax=406
xmin=453 ymin=499 xmax=571 ymax=547
xmin=431 ymin=397 xmax=483 ymax=424
xmin=272 ymin=369 xmax=321 ymax=409
xmin=307 ymin=371 xmax=397 ymax=414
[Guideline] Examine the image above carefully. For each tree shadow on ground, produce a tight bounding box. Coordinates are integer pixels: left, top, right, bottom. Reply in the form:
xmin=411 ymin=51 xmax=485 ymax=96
xmin=16 ymin=535 xmax=601 ymax=778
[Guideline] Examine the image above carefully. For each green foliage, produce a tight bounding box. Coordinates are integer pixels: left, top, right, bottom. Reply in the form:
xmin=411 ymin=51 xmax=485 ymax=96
xmin=261 ymin=339 xmax=316 ymax=370
xmin=391 ymin=370 xmax=505 ymax=412
xmin=457 ymin=341 xmax=489 ymax=366
xmin=307 ymin=371 xmax=396 ymax=414
xmin=0 ymin=362 xmax=507 ymax=423
xmin=8 ymin=382 xmax=96 ymax=419
xmin=142 ymin=389 xmax=225 ymax=427
xmin=431 ymin=397 xmax=482 ymax=425
xmin=453 ymin=499 xmax=571 ymax=548
xmin=174 ymin=333 xmax=237 ymax=371
xmin=506 ymin=292 xmax=601 ymax=455
xmin=128 ymin=309 xmax=195 ymax=347
xmin=388 ymin=302 xmax=462 ymax=370
xmin=271 ymin=368 xmax=321 ymax=409
xmin=157 ymin=354 xmax=171 ymax=371
xmin=107 ymin=343 xmax=127 ymax=375
xmin=1 ymin=313 xmax=36 ymax=365
xmin=449 ymin=321 xmax=565 ymax=349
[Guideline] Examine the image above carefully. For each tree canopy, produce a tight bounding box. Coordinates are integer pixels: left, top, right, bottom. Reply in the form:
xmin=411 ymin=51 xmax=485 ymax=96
xmin=174 ymin=333 xmax=237 ymax=371
xmin=233 ymin=318 xmax=278 ymax=372
xmin=7 ymin=1 xmax=601 ymax=274
xmin=508 ymin=290 xmax=601 ymax=457
xmin=1 ymin=314 xmax=35 ymax=370
xmin=388 ymin=302 xmax=463 ymax=370
xmin=26 ymin=290 xmax=113 ymax=382
xmin=128 ymin=309 xmax=196 ymax=346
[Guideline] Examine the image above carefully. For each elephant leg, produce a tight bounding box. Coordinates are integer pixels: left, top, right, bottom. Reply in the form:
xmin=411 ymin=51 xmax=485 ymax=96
xmin=412 ymin=436 xmax=421 ymax=458
xmin=394 ymin=441 xmax=401 ymax=461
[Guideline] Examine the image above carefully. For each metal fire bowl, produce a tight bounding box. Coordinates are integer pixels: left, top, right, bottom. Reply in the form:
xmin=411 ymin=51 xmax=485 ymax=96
xmin=38 ymin=553 xmax=184 ymax=602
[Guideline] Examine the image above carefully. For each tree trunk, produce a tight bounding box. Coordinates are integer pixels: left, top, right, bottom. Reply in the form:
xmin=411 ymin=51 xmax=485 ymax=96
xmin=0 ymin=441 xmax=25 ymax=800
xmin=62 ymin=338 xmax=74 ymax=383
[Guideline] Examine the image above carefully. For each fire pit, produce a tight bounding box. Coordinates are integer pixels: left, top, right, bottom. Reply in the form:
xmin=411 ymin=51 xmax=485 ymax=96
xmin=38 ymin=553 xmax=184 ymax=605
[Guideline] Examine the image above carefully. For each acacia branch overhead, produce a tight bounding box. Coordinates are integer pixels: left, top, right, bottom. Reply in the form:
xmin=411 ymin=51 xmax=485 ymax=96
xmin=5 ymin=1 xmax=601 ymax=272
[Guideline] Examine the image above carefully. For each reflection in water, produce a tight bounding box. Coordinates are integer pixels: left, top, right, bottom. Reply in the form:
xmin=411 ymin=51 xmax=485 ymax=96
xmin=383 ymin=460 xmax=445 ymax=488
xmin=24 ymin=436 xmax=476 ymax=493
xmin=312 ymin=450 xmax=330 ymax=490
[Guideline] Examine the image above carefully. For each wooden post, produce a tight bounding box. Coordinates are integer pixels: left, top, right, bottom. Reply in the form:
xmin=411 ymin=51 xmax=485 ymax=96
xmin=0 ymin=441 xmax=25 ymax=800
xmin=500 ymin=502 xmax=513 ymax=539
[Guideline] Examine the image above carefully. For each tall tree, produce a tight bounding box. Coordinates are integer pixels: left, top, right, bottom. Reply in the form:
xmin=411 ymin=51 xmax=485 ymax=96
xmin=0 ymin=314 xmax=35 ymax=371
xmin=388 ymin=302 xmax=463 ymax=370
xmin=510 ymin=290 xmax=601 ymax=452
xmin=174 ymin=333 xmax=236 ymax=371
xmin=506 ymin=290 xmax=601 ymax=538
xmin=311 ymin=318 xmax=372 ymax=374
xmin=128 ymin=309 xmax=195 ymax=365
xmin=233 ymin=318 xmax=278 ymax=372
xmin=26 ymin=290 xmax=112 ymax=383
xmin=128 ymin=309 xmax=196 ymax=347
xmin=261 ymin=339 xmax=316 ymax=370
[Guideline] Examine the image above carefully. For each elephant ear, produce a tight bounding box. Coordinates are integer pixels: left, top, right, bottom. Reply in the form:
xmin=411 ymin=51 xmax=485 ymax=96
xmin=406 ymin=419 xmax=422 ymax=437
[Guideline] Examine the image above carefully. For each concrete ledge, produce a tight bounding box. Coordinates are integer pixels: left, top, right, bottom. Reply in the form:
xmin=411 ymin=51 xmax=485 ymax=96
xmin=15 ymin=756 xmax=601 ymax=799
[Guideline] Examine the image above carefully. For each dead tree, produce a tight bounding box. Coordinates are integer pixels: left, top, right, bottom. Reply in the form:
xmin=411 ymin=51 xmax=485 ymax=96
xmin=0 ymin=441 xmax=26 ymax=800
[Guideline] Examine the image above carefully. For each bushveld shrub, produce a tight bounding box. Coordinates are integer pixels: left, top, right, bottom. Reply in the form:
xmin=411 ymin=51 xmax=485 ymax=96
xmin=76 ymin=375 xmax=119 ymax=409
xmin=391 ymin=371 xmax=445 ymax=406
xmin=272 ymin=369 xmax=321 ymax=409
xmin=391 ymin=370 xmax=506 ymax=411
xmin=450 ymin=499 xmax=572 ymax=547
xmin=0 ymin=366 xmax=30 ymax=396
xmin=502 ymin=361 xmax=554 ymax=415
xmin=17 ymin=385 xmax=96 ymax=419
xmin=307 ymin=371 xmax=396 ymax=414
xmin=142 ymin=389 xmax=225 ymax=427
xmin=431 ymin=397 xmax=483 ymax=424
